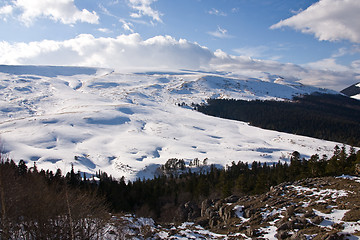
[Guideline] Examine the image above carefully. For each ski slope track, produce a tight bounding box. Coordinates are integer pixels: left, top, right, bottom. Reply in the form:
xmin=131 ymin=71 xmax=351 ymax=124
xmin=0 ymin=65 xmax=342 ymax=180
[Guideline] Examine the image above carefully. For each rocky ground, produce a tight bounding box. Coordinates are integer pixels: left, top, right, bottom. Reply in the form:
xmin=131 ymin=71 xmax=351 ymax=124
xmin=105 ymin=175 xmax=360 ymax=239
xmin=201 ymin=175 xmax=360 ymax=239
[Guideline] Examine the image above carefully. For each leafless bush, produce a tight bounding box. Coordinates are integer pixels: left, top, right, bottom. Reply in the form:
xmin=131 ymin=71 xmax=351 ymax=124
xmin=0 ymin=151 xmax=109 ymax=239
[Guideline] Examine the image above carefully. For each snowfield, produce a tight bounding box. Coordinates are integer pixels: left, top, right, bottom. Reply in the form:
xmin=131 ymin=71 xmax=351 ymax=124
xmin=353 ymin=94 xmax=360 ymax=100
xmin=0 ymin=65 xmax=343 ymax=180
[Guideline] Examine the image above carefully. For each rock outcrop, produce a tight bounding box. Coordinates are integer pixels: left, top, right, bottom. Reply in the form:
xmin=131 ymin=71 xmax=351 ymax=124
xmin=189 ymin=176 xmax=360 ymax=239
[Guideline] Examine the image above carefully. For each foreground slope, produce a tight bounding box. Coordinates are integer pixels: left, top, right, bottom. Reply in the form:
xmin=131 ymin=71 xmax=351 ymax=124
xmin=0 ymin=65 xmax=342 ymax=180
xmin=107 ymin=176 xmax=360 ymax=239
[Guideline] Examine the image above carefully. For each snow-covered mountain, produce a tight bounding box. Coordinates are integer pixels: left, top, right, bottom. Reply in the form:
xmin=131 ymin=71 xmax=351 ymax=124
xmin=341 ymin=82 xmax=360 ymax=100
xmin=0 ymin=65 xmax=342 ymax=180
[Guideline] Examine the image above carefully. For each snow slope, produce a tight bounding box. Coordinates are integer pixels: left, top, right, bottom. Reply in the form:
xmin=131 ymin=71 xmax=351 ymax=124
xmin=353 ymin=94 xmax=360 ymax=100
xmin=0 ymin=65 xmax=342 ymax=180
xmin=341 ymin=81 xmax=360 ymax=100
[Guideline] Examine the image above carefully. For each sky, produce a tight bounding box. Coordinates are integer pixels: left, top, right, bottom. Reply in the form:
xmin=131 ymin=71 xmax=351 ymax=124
xmin=0 ymin=0 xmax=359 ymax=90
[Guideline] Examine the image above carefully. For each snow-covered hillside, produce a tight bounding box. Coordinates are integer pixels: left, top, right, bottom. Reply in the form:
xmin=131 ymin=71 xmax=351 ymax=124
xmin=341 ymin=82 xmax=360 ymax=100
xmin=0 ymin=65 xmax=342 ymax=180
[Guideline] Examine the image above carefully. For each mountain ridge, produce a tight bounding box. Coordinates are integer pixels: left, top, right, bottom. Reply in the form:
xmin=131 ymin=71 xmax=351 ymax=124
xmin=341 ymin=82 xmax=360 ymax=100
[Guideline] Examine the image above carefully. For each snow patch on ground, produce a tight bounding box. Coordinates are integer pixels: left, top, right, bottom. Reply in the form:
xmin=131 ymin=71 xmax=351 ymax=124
xmin=314 ymin=209 xmax=349 ymax=228
xmin=352 ymin=93 xmax=360 ymax=100
xmin=291 ymin=185 xmax=350 ymax=201
xmin=337 ymin=175 xmax=360 ymax=183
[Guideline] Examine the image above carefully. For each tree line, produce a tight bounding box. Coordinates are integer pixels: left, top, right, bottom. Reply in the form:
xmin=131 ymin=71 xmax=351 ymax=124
xmin=194 ymin=93 xmax=360 ymax=146
xmin=1 ymin=145 xmax=360 ymax=237
xmin=93 ymin=145 xmax=360 ymax=221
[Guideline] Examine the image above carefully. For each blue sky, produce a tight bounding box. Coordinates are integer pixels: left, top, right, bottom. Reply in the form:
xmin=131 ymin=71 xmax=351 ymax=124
xmin=0 ymin=0 xmax=359 ymax=90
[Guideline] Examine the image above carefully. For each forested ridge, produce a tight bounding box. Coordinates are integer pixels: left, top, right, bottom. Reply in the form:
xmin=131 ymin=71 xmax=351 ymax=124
xmin=195 ymin=93 xmax=360 ymax=146
xmin=93 ymin=146 xmax=360 ymax=221
xmin=2 ymin=145 xmax=359 ymax=233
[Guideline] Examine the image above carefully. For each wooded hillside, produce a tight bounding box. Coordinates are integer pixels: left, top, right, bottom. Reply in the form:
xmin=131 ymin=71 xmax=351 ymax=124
xmin=195 ymin=94 xmax=360 ymax=146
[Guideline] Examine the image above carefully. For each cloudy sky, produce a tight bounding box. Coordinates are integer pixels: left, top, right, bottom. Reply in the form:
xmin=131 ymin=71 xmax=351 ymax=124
xmin=0 ymin=0 xmax=359 ymax=90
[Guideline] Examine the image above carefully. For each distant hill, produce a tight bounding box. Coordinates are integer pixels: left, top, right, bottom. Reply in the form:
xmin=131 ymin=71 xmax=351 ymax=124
xmin=196 ymin=93 xmax=360 ymax=146
xmin=341 ymin=82 xmax=360 ymax=99
xmin=0 ymin=65 xmax=347 ymax=180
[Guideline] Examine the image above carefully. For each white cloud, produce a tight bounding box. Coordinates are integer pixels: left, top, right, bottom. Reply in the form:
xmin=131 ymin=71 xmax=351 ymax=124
xmin=1 ymin=0 xmax=99 ymax=25
xmin=212 ymin=52 xmax=359 ymax=90
xmin=208 ymin=8 xmax=227 ymax=16
xmin=98 ymin=3 xmax=114 ymax=17
xmin=233 ymin=46 xmax=283 ymax=61
xmin=0 ymin=33 xmax=358 ymax=91
xmin=0 ymin=4 xmax=13 ymax=21
xmin=0 ymin=34 xmax=212 ymax=70
xmin=0 ymin=4 xmax=13 ymax=15
xmin=97 ymin=28 xmax=112 ymax=33
xmin=308 ymin=58 xmax=360 ymax=75
xmin=351 ymin=60 xmax=360 ymax=73
xmin=120 ymin=19 xmax=134 ymax=32
xmin=270 ymin=0 xmax=360 ymax=43
xmin=331 ymin=45 xmax=360 ymax=58
xmin=128 ymin=0 xmax=162 ymax=23
xmin=233 ymin=46 xmax=269 ymax=58
xmin=332 ymin=47 xmax=351 ymax=58
xmin=231 ymin=8 xmax=239 ymax=13
xmin=98 ymin=4 xmax=135 ymax=32
xmin=290 ymin=8 xmax=303 ymax=15
xmin=208 ymin=26 xmax=232 ymax=39
xmin=109 ymin=0 xmax=120 ymax=5
xmin=305 ymin=58 xmax=350 ymax=72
